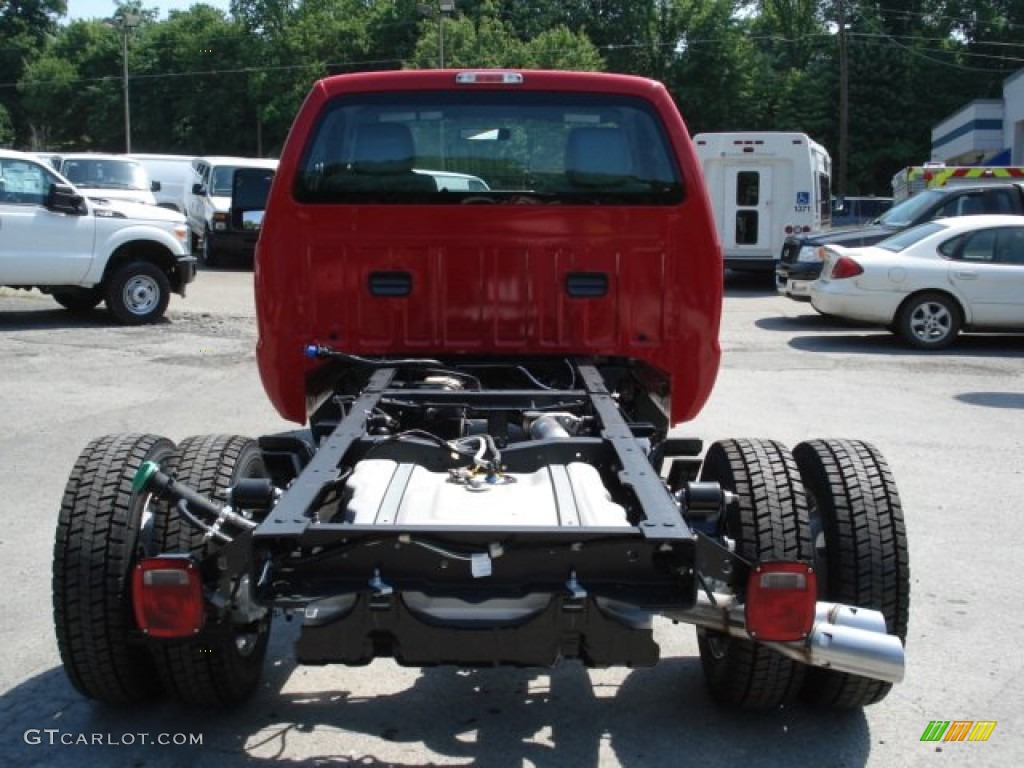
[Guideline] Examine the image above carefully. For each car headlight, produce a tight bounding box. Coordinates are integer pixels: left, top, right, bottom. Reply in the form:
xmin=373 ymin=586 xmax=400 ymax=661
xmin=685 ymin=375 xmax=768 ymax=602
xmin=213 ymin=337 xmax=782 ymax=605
xmin=212 ymin=212 xmax=228 ymax=231
xmin=796 ymin=245 xmax=826 ymax=263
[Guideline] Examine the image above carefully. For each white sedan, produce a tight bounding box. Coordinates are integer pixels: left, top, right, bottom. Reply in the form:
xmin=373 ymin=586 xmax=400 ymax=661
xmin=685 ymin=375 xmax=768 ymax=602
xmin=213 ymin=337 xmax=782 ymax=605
xmin=810 ymin=215 xmax=1024 ymax=349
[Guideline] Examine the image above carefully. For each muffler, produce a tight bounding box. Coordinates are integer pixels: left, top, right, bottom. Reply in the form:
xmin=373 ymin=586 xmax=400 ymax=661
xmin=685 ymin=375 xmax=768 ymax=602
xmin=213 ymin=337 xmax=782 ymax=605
xmin=767 ymin=614 xmax=905 ymax=684
xmin=667 ymin=596 xmax=906 ymax=684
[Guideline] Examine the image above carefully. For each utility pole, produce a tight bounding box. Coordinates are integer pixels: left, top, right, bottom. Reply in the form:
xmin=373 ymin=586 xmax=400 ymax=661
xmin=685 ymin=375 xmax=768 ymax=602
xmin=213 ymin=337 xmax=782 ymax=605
xmin=419 ymin=1 xmax=455 ymax=69
xmin=439 ymin=1 xmax=455 ymax=68
xmin=113 ymin=13 xmax=141 ymax=153
xmin=838 ymin=0 xmax=849 ymax=196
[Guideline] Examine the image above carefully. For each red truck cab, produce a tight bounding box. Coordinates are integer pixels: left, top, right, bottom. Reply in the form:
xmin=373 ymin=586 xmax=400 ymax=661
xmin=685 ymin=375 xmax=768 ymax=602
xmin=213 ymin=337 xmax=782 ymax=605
xmin=255 ymin=69 xmax=722 ymax=427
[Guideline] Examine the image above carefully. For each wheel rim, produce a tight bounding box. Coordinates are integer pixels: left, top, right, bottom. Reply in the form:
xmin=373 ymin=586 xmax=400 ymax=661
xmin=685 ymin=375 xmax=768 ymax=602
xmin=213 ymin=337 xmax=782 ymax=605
xmin=122 ymin=274 xmax=160 ymax=316
xmin=908 ymin=301 xmax=951 ymax=343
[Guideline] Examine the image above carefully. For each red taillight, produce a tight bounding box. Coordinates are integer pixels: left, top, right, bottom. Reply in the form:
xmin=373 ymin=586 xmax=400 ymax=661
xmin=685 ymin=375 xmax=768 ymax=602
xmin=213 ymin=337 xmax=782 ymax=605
xmin=132 ymin=556 xmax=204 ymax=638
xmin=745 ymin=562 xmax=817 ymax=642
xmin=830 ymin=255 xmax=864 ymax=280
xmin=784 ymin=225 xmax=794 ymax=234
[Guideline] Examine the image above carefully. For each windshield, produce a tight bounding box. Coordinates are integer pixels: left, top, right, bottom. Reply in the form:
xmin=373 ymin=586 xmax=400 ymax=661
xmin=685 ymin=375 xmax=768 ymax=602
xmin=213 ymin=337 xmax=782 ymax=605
xmin=876 ymin=221 xmax=947 ymax=252
xmin=874 ymin=189 xmax=947 ymax=227
xmin=211 ymin=166 xmax=241 ymax=196
xmin=61 ymin=158 xmax=150 ymax=191
xmin=294 ymin=90 xmax=683 ymax=205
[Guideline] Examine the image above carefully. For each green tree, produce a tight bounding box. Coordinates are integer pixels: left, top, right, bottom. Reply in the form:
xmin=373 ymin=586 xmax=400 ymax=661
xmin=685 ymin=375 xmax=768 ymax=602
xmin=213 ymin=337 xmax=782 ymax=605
xmin=128 ymin=7 xmax=260 ymax=154
xmin=524 ymin=25 xmax=604 ymax=70
xmin=0 ymin=0 xmax=66 ymax=145
xmin=16 ymin=53 xmax=76 ymax=148
xmin=0 ymin=103 xmax=14 ymax=145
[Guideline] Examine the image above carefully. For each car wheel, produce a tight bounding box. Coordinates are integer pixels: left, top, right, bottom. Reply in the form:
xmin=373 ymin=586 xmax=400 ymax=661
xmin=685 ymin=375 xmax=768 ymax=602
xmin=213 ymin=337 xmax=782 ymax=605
xmin=105 ymin=261 xmax=171 ymax=324
xmin=794 ymin=440 xmax=909 ymax=708
xmin=201 ymin=228 xmax=218 ymax=267
xmin=53 ymin=433 xmax=175 ymax=704
xmin=52 ymin=287 xmax=104 ymax=312
xmin=895 ymin=292 xmax=961 ymax=349
xmin=696 ymin=439 xmax=813 ymax=708
xmin=151 ymin=435 xmax=271 ymax=707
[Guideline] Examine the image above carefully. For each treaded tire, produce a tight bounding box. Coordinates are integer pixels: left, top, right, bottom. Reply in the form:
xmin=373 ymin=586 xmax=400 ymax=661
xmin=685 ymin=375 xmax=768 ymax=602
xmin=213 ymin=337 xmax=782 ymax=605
xmin=105 ymin=261 xmax=171 ymax=325
xmin=201 ymin=228 xmax=218 ymax=267
xmin=794 ymin=439 xmax=910 ymax=708
xmin=895 ymin=291 xmax=961 ymax=350
xmin=152 ymin=434 xmax=270 ymax=707
xmin=696 ymin=438 xmax=813 ymax=709
xmin=52 ymin=433 xmax=175 ymax=704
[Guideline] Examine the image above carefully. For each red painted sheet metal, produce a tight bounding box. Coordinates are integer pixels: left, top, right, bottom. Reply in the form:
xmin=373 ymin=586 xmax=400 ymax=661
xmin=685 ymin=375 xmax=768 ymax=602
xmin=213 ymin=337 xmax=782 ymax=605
xmin=256 ymin=70 xmax=722 ymax=426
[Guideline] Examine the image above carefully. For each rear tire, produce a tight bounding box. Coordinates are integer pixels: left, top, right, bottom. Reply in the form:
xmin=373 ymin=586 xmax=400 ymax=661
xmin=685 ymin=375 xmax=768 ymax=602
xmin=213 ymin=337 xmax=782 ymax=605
xmin=895 ymin=291 xmax=961 ymax=349
xmin=53 ymin=433 xmax=175 ymax=704
xmin=794 ymin=439 xmax=910 ymax=707
xmin=152 ymin=434 xmax=270 ymax=707
xmin=696 ymin=439 xmax=813 ymax=708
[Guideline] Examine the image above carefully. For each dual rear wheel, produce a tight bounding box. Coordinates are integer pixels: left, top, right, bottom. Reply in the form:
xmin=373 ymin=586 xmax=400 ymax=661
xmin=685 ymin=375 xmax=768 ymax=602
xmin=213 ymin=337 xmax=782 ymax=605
xmin=696 ymin=438 xmax=909 ymax=709
xmin=52 ymin=433 xmax=270 ymax=707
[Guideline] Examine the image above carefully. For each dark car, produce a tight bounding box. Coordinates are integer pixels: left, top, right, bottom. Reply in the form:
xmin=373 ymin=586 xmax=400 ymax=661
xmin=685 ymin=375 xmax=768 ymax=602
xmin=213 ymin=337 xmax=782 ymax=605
xmin=211 ymin=166 xmax=276 ymax=267
xmin=831 ymin=195 xmax=892 ymax=228
xmin=777 ymin=183 xmax=1024 ymax=300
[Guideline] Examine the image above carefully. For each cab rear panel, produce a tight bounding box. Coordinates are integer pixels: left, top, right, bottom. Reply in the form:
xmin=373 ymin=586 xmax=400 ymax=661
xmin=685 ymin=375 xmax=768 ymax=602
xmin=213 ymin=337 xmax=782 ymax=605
xmin=255 ymin=70 xmax=722 ymax=427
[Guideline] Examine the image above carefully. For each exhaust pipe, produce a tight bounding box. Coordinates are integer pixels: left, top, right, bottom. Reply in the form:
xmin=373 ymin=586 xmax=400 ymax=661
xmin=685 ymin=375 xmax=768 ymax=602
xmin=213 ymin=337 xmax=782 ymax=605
xmin=666 ymin=596 xmax=905 ymax=684
xmin=767 ymin=616 xmax=905 ymax=684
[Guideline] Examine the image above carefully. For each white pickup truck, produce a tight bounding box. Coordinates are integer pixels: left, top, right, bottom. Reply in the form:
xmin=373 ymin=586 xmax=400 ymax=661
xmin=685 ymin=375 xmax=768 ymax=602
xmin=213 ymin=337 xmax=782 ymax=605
xmin=0 ymin=149 xmax=195 ymax=324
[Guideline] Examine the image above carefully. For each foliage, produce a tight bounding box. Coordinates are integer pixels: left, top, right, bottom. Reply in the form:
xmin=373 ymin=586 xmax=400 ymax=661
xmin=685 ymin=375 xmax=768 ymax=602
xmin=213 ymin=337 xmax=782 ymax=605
xmin=3 ymin=0 xmax=1022 ymax=193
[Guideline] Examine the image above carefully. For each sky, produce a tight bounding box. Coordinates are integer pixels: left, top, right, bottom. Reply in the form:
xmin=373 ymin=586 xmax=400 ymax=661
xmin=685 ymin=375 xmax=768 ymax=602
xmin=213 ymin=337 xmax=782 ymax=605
xmin=65 ymin=0 xmax=231 ymax=22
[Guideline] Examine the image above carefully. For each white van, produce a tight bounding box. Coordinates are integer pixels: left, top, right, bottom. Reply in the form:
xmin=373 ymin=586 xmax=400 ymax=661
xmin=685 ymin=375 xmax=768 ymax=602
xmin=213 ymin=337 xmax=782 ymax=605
xmin=413 ymin=169 xmax=490 ymax=191
xmin=693 ymin=132 xmax=832 ymax=270
xmin=128 ymin=153 xmax=196 ymax=213
xmin=186 ymin=156 xmax=279 ymax=264
xmin=57 ymin=153 xmax=161 ymax=207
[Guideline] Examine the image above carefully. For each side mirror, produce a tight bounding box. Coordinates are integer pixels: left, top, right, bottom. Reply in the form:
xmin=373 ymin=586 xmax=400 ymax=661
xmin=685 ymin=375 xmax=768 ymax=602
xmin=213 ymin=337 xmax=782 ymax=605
xmin=151 ymin=180 xmax=162 ymax=192
xmin=192 ymin=182 xmax=205 ymax=195
xmin=45 ymin=183 xmax=87 ymax=215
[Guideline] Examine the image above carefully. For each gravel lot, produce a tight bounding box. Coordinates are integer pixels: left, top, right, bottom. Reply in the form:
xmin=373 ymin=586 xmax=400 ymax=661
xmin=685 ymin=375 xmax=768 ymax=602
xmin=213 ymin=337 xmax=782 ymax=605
xmin=1 ymin=268 xmax=1022 ymax=766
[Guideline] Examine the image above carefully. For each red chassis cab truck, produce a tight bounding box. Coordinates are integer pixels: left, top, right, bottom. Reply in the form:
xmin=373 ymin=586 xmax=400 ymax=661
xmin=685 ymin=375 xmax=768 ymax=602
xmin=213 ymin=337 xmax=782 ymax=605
xmin=53 ymin=70 xmax=908 ymax=711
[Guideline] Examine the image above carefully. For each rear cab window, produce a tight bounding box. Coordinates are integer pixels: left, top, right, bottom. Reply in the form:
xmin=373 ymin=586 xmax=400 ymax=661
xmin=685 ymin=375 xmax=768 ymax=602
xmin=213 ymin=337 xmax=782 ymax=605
xmin=293 ymin=90 xmax=684 ymax=206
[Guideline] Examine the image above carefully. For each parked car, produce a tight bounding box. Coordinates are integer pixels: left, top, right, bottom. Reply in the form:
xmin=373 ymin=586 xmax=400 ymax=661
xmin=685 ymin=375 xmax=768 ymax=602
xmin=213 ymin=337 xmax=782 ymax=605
xmin=809 ymin=215 xmax=1024 ymax=349
xmin=31 ymin=152 xmax=63 ymax=170
xmin=0 ymin=148 xmax=194 ymax=324
xmin=186 ymin=156 xmax=279 ymax=265
xmin=777 ymin=182 xmax=1024 ymax=301
xmin=57 ymin=153 xmax=161 ymax=207
xmin=128 ymin=153 xmax=196 ymax=213
xmin=831 ymin=195 xmax=892 ymax=228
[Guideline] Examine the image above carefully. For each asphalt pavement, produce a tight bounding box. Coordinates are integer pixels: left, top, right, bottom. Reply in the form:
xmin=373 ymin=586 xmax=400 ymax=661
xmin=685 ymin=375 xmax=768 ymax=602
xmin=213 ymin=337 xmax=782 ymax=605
xmin=1 ymin=268 xmax=1022 ymax=766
